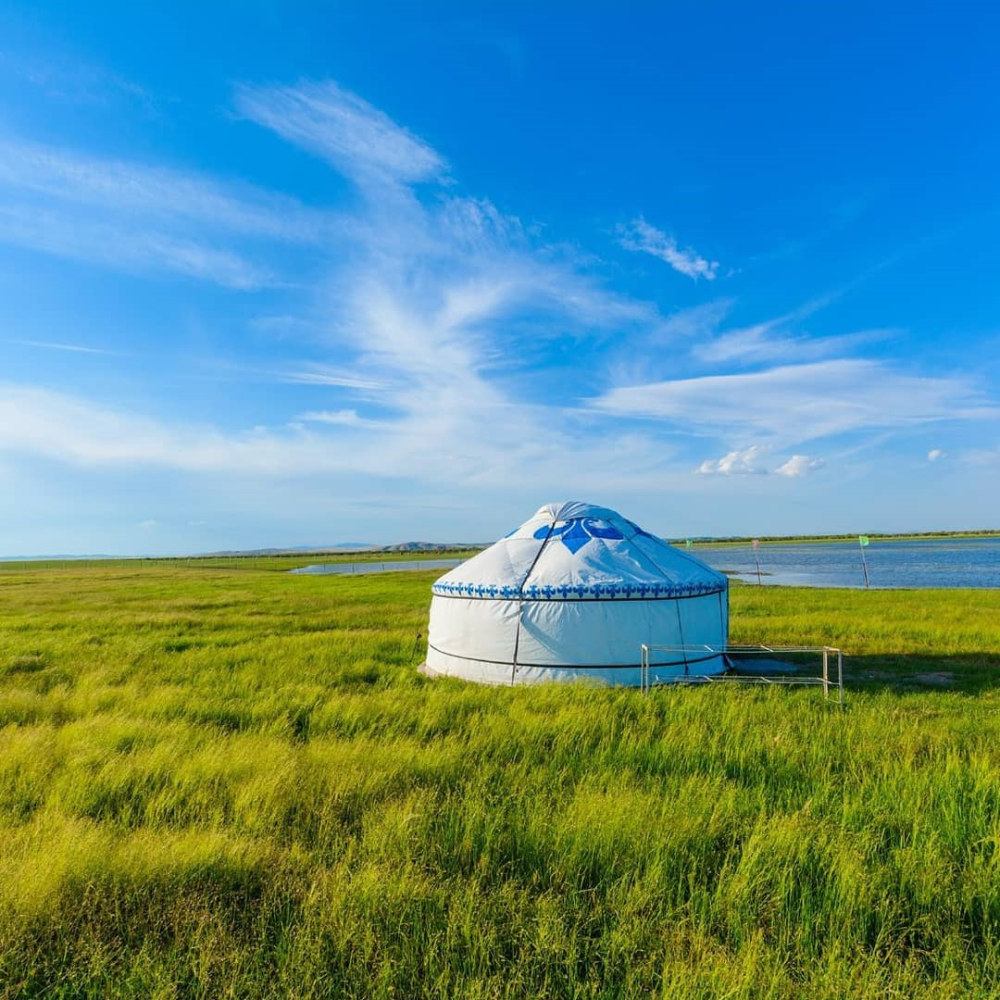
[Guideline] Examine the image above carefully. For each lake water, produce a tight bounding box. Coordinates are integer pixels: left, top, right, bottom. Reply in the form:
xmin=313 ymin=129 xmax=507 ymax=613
xmin=693 ymin=538 xmax=1000 ymax=589
xmin=290 ymin=558 xmax=463 ymax=576
xmin=289 ymin=539 xmax=1000 ymax=589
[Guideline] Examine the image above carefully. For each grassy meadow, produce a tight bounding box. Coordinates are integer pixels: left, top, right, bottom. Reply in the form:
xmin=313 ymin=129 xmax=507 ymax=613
xmin=1 ymin=564 xmax=1000 ymax=997
xmin=0 ymin=548 xmax=483 ymax=574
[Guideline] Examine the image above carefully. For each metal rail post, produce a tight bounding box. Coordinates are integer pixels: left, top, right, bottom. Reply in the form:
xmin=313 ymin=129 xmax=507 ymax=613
xmin=637 ymin=644 xmax=844 ymax=704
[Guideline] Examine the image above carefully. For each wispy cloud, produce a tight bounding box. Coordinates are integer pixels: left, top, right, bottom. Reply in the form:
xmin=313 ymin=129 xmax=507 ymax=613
xmin=0 ymin=136 xmax=334 ymax=241
xmin=593 ymin=360 xmax=997 ymax=447
xmin=927 ymin=448 xmax=946 ymax=462
xmin=654 ymin=299 xmax=734 ymax=341
xmin=1 ymin=49 xmax=157 ymax=113
xmin=6 ymin=338 xmax=123 ymax=356
xmin=220 ymin=79 xmax=672 ymax=491
xmin=617 ymin=216 xmax=719 ymax=280
xmin=3 ymin=75 xmax=993 ymax=521
xmin=30 ymin=71 xmax=647 ymax=480
xmin=0 ymin=204 xmax=274 ymax=289
xmin=279 ymin=366 xmax=391 ymax=391
xmin=0 ymin=134 xmax=337 ymax=286
xmin=0 ymin=382 xmax=682 ymax=495
xmin=684 ymin=284 xmax=894 ymax=368
xmin=694 ymin=325 xmax=896 ymax=365
xmin=234 ymin=80 xmax=447 ymax=187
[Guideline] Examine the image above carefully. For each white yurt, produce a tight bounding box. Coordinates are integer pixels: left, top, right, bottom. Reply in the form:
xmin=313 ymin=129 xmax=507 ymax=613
xmin=425 ymin=501 xmax=729 ymax=686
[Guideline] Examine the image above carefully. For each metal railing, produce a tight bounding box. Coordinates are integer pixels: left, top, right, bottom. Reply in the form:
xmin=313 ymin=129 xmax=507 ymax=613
xmin=639 ymin=643 xmax=844 ymax=703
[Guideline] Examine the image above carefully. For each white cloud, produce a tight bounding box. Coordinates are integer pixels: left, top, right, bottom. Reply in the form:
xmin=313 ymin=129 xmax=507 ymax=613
xmin=280 ymin=366 xmax=391 ymax=391
xmin=3 ymin=51 xmax=156 ymax=112
xmin=216 ymin=80 xmax=672 ymax=495
xmin=297 ymin=408 xmax=368 ymax=426
xmin=0 ymin=79 xmax=674 ymax=497
xmin=0 ymin=134 xmax=338 ymax=286
xmin=0 ymin=204 xmax=274 ymax=290
xmin=682 ymin=284 xmax=896 ymax=367
xmin=0 ymin=384 xmax=397 ymax=476
xmin=654 ymin=300 xmax=734 ymax=341
xmin=695 ymin=447 xmax=826 ymax=477
xmin=608 ymin=294 xmax=877 ymax=391
xmin=617 ymin=217 xmax=718 ymax=280
xmin=138 ymin=519 xmax=158 ymax=529
xmin=928 ymin=448 xmax=946 ymax=461
xmin=3 ymin=76 xmax=993 ymax=526
xmin=6 ymin=338 xmax=122 ymax=356
xmin=697 ymin=445 xmax=770 ymax=475
xmin=0 ymin=135 xmax=333 ymax=241
xmin=592 ymin=360 xmax=996 ymax=447
xmin=694 ymin=325 xmax=896 ymax=365
xmin=234 ymin=80 xmax=446 ymax=187
xmin=775 ymin=455 xmax=826 ymax=477
xmin=0 ymin=382 xmax=685 ymax=496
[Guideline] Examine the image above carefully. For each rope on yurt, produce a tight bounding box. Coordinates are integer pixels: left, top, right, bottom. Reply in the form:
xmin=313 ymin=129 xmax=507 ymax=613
xmin=718 ymin=591 xmax=733 ymax=674
xmin=625 ymin=523 xmax=692 ymax=679
xmin=673 ymin=599 xmax=689 ymax=677
xmin=510 ymin=522 xmax=557 ymax=686
xmin=625 ymin=521 xmax=723 ymax=680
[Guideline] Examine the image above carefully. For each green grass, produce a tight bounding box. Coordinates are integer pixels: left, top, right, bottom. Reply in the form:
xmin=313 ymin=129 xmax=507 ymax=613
xmin=1 ymin=567 xmax=999 ymax=997
xmin=0 ymin=548 xmax=482 ymax=574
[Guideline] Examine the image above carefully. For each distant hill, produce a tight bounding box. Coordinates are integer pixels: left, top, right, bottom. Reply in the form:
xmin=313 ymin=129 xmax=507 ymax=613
xmin=0 ymin=554 xmax=118 ymax=562
xmin=200 ymin=543 xmax=377 ymax=557
xmin=379 ymin=541 xmax=488 ymax=552
xmin=199 ymin=542 xmax=484 ymax=557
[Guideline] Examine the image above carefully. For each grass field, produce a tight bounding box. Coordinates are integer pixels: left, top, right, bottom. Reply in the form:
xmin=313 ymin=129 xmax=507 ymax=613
xmin=0 ymin=548 xmax=483 ymax=574
xmin=1 ymin=566 xmax=1000 ymax=997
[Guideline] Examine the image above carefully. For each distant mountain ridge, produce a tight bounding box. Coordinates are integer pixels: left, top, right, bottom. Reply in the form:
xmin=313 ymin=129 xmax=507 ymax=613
xmin=200 ymin=541 xmax=487 ymax=557
xmin=379 ymin=541 xmax=488 ymax=552
xmin=200 ymin=543 xmax=376 ymax=556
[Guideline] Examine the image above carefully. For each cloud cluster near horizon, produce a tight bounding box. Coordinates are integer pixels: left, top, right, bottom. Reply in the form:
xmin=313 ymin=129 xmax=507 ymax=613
xmin=695 ymin=445 xmax=826 ymax=477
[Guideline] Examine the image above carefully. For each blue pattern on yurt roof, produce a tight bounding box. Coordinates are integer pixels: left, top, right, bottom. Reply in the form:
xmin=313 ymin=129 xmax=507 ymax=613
xmin=532 ymin=517 xmax=624 ymax=554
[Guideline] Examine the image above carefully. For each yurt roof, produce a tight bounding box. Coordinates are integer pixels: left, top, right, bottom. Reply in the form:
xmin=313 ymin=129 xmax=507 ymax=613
xmin=433 ymin=501 xmax=726 ymax=601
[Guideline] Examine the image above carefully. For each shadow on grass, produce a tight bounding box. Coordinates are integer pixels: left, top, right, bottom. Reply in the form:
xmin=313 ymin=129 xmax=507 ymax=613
xmin=839 ymin=652 xmax=1000 ymax=695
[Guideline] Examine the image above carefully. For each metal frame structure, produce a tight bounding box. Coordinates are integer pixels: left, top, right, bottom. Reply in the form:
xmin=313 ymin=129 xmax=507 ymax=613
xmin=638 ymin=643 xmax=844 ymax=703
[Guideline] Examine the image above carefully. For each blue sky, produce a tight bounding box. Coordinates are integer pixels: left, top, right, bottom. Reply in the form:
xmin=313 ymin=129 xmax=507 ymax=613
xmin=1 ymin=2 xmax=999 ymax=554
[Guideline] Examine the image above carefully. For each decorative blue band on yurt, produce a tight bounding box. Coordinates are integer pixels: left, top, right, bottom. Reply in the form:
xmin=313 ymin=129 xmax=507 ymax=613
xmin=431 ymin=579 xmax=724 ymax=600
